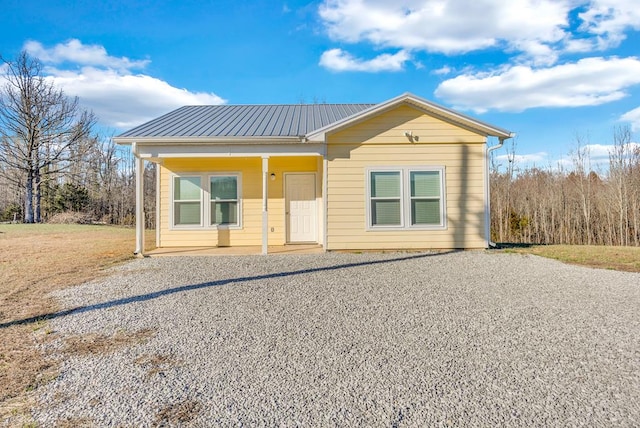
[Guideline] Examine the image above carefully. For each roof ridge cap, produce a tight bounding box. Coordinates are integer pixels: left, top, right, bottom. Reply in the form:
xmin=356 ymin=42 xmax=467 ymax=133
xmin=180 ymin=103 xmax=377 ymax=107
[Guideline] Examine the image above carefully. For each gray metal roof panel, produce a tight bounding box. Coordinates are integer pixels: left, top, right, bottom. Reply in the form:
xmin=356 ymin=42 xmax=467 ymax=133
xmin=117 ymin=104 xmax=375 ymax=139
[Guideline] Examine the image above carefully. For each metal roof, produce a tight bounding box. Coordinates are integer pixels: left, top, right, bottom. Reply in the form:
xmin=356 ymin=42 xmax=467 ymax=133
xmin=117 ymin=104 xmax=375 ymax=139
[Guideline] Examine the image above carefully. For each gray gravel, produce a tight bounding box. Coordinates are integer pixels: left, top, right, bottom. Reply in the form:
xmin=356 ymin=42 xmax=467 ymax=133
xmin=31 ymin=251 xmax=640 ymax=427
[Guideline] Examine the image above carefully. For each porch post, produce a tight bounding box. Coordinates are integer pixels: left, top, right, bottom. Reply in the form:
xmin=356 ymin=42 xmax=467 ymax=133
xmin=261 ymin=156 xmax=269 ymax=255
xmin=155 ymin=160 xmax=161 ymax=248
xmin=322 ymin=155 xmax=329 ymax=252
xmin=134 ymin=148 xmax=145 ymax=256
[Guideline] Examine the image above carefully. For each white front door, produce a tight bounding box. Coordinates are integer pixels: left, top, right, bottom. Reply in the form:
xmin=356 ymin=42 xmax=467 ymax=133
xmin=286 ymin=173 xmax=317 ymax=243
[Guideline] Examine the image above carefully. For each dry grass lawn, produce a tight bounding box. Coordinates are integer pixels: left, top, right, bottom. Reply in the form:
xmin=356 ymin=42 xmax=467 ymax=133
xmin=0 ymin=224 xmax=152 ymax=424
xmin=503 ymin=244 xmax=640 ymax=273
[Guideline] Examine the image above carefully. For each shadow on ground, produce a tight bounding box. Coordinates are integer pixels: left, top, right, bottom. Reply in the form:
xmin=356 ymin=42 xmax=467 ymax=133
xmin=492 ymin=242 xmax=537 ymax=249
xmin=1 ymin=251 xmax=457 ymax=329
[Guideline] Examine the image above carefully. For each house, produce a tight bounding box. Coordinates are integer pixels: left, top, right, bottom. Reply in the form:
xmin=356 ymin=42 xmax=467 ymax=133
xmin=114 ymin=93 xmax=514 ymax=255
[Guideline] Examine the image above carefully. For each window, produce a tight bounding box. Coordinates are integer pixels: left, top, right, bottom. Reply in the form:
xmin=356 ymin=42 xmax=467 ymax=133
xmin=410 ymin=171 xmax=441 ymax=225
xmin=370 ymin=171 xmax=401 ymax=226
xmin=210 ymin=175 xmax=238 ymax=226
xmin=173 ymin=176 xmax=202 ymax=226
xmin=171 ymin=173 xmax=241 ymax=229
xmin=367 ymin=167 xmax=445 ymax=229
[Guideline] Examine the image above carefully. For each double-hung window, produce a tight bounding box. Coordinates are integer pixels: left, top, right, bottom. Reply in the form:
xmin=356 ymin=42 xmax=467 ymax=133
xmin=410 ymin=171 xmax=442 ymax=226
xmin=370 ymin=171 xmax=402 ymax=226
xmin=173 ymin=176 xmax=202 ymax=226
xmin=367 ymin=167 xmax=445 ymax=229
xmin=210 ymin=175 xmax=239 ymax=226
xmin=172 ymin=173 xmax=241 ymax=228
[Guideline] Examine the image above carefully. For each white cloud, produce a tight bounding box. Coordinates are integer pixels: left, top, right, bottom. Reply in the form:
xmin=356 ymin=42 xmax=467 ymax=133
xmin=578 ymin=0 xmax=640 ymax=49
xmin=319 ymin=48 xmax=410 ymax=72
xmin=620 ymin=106 xmax=640 ymax=131
xmin=24 ymin=39 xmax=149 ymax=72
xmin=571 ymin=143 xmax=638 ymax=160
xmin=572 ymin=143 xmax=640 ymax=171
xmin=582 ymin=144 xmax=613 ymax=159
xmin=14 ymin=40 xmax=225 ymax=129
xmin=432 ymin=66 xmax=452 ymax=76
xmin=317 ymin=1 xmax=640 ymax=67
xmin=318 ymin=0 xmax=571 ymax=64
xmin=498 ymin=142 xmax=640 ymax=173
xmin=47 ymin=67 xmax=225 ymax=129
xmin=495 ymin=152 xmax=548 ymax=165
xmin=434 ymin=57 xmax=640 ymax=112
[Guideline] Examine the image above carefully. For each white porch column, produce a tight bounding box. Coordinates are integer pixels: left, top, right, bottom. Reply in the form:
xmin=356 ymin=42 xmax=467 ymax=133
xmin=261 ymin=156 xmax=269 ymax=255
xmin=134 ymin=152 xmax=145 ymax=256
xmin=322 ymin=155 xmax=329 ymax=252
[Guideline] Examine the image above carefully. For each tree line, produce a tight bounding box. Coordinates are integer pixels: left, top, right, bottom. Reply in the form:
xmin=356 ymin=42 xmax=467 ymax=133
xmin=491 ymin=128 xmax=640 ymax=246
xmin=0 ymin=52 xmax=155 ymax=227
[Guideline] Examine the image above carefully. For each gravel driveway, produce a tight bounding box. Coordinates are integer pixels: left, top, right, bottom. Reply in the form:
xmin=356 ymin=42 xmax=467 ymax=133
xmin=32 ymin=251 xmax=640 ymax=427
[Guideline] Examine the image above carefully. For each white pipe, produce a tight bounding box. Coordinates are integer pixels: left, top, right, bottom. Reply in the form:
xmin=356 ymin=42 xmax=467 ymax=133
xmin=132 ymin=142 xmax=145 ymax=256
xmin=484 ymin=134 xmax=514 ymax=248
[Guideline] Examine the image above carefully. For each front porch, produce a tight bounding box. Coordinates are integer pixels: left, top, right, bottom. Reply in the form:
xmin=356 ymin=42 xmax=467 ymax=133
xmin=145 ymin=244 xmax=323 ymax=257
xmin=133 ymin=152 xmax=326 ymax=256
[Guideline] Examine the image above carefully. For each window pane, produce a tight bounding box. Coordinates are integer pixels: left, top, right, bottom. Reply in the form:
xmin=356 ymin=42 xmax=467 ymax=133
xmin=211 ymin=201 xmax=238 ymax=225
xmin=210 ymin=176 xmax=237 ymax=200
xmin=412 ymin=199 xmax=440 ymax=225
xmin=371 ymin=171 xmax=400 ymax=198
xmin=174 ymin=177 xmax=201 ymax=200
xmin=372 ymin=200 xmax=401 ymax=225
xmin=175 ymin=201 xmax=201 ymax=225
xmin=411 ymin=171 xmax=440 ymax=198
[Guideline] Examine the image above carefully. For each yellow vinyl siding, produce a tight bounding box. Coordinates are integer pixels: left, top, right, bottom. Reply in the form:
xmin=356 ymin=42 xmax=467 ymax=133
xmin=326 ymin=104 xmax=487 ymax=250
xmin=158 ymin=156 xmax=320 ymax=247
xmin=328 ymin=105 xmax=485 ymax=145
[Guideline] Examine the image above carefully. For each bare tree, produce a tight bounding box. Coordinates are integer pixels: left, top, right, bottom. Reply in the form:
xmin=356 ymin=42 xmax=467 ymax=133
xmin=490 ymin=125 xmax=639 ymax=246
xmin=571 ymin=134 xmax=594 ymax=244
xmin=608 ymin=126 xmax=633 ymax=246
xmin=0 ymin=52 xmax=95 ymax=223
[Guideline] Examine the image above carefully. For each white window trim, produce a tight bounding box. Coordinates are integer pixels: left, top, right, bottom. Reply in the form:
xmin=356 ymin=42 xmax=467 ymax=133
xmin=365 ymin=166 xmax=447 ymax=231
xmin=170 ymin=172 xmax=242 ymax=231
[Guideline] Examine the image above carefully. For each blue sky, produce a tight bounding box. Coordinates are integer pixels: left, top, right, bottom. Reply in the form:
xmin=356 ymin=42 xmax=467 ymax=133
xmin=2 ymin=0 xmax=640 ymax=171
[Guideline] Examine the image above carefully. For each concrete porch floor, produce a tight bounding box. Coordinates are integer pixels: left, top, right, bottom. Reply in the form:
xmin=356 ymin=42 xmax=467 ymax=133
xmin=145 ymin=244 xmax=324 ymax=257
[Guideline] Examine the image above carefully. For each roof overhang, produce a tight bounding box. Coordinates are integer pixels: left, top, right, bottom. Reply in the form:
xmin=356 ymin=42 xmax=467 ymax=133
xmin=305 ymin=92 xmax=515 ymax=142
xmin=124 ymin=139 xmax=325 ymax=161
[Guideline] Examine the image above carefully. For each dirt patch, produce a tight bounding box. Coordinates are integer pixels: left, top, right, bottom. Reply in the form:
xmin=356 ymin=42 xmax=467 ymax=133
xmin=135 ymin=353 xmax=182 ymax=378
xmin=153 ymin=399 xmax=202 ymax=427
xmin=63 ymin=328 xmax=156 ymax=356
xmin=55 ymin=416 xmax=95 ymax=427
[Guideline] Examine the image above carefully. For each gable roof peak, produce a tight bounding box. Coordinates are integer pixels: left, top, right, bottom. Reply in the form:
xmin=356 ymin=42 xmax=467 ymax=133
xmin=305 ymin=93 xmax=514 ymax=141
